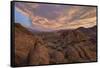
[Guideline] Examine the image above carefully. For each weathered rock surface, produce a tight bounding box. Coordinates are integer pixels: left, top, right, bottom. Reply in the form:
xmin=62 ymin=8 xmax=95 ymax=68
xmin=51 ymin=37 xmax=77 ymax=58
xmin=14 ymin=23 xmax=97 ymax=66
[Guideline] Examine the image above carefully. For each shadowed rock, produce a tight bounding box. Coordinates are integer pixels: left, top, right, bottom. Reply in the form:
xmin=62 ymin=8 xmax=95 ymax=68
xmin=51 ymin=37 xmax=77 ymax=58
xmin=14 ymin=23 xmax=97 ymax=66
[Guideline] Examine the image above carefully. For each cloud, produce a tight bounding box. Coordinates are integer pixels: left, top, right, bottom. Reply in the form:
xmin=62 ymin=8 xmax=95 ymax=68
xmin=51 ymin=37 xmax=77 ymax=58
xmin=15 ymin=2 xmax=39 ymax=17
xmin=15 ymin=2 xmax=97 ymax=31
xmin=61 ymin=17 xmax=96 ymax=29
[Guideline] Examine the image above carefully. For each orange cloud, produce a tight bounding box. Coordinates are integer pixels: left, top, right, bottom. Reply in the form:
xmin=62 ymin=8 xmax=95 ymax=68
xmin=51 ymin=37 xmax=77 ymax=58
xmin=15 ymin=2 xmax=97 ymax=31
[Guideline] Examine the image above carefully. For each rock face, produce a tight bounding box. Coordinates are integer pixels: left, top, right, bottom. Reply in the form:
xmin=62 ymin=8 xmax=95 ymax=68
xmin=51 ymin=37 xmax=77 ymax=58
xmin=13 ymin=23 xmax=97 ymax=66
xmin=27 ymin=38 xmax=50 ymax=65
xmin=15 ymin=23 xmax=36 ymax=66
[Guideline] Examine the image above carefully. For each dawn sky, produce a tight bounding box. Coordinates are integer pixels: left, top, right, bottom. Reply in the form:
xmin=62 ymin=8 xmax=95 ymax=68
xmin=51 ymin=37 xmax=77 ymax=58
xmin=14 ymin=2 xmax=97 ymax=31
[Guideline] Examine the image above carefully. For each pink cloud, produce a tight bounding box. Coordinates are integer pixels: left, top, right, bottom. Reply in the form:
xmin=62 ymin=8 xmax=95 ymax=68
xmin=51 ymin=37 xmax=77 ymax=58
xmin=15 ymin=2 xmax=97 ymax=30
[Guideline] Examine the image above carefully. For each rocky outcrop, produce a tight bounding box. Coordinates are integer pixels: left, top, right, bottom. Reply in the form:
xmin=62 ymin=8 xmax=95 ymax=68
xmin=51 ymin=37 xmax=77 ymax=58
xmin=14 ymin=23 xmax=97 ymax=66
xmin=15 ymin=23 xmax=37 ymax=66
xmin=27 ymin=38 xmax=50 ymax=65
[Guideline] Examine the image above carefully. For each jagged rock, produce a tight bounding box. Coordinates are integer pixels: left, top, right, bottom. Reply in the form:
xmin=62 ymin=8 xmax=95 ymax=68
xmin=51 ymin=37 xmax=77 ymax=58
xmin=14 ymin=23 xmax=97 ymax=66
xmin=15 ymin=23 xmax=37 ymax=66
xmin=48 ymin=48 xmax=65 ymax=64
xmin=27 ymin=38 xmax=50 ymax=65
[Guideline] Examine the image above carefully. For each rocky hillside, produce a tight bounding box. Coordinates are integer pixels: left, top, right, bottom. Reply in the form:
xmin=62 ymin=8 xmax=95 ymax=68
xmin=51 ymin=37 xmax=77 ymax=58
xmin=14 ymin=23 xmax=97 ymax=67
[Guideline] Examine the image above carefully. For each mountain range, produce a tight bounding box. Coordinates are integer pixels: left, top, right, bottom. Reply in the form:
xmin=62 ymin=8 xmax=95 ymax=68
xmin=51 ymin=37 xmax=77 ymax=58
xmin=14 ymin=23 xmax=97 ymax=66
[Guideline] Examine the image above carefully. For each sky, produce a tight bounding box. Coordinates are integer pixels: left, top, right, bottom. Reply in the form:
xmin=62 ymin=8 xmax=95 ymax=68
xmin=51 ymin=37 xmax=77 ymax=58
xmin=14 ymin=2 xmax=97 ymax=31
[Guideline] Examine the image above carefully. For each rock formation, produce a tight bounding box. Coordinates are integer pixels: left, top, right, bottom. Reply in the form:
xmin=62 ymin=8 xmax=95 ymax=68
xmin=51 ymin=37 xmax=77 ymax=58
xmin=13 ymin=23 xmax=97 ymax=66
